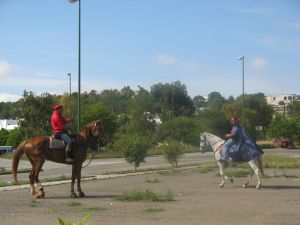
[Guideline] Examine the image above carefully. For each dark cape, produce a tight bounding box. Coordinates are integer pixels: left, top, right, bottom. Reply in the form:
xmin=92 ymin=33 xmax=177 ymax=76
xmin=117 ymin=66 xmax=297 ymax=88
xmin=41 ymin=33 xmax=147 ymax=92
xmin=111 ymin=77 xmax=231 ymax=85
xmin=228 ymin=123 xmax=264 ymax=162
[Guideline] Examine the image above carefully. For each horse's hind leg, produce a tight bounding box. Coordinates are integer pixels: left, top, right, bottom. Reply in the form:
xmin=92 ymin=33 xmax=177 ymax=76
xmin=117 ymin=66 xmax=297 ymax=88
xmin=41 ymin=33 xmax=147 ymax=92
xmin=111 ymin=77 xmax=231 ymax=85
xmin=33 ymin=160 xmax=45 ymax=199
xmin=29 ymin=169 xmax=36 ymax=196
xmin=248 ymin=161 xmax=261 ymax=189
xmin=77 ymin=164 xmax=85 ymax=197
xmin=242 ymin=169 xmax=254 ymax=188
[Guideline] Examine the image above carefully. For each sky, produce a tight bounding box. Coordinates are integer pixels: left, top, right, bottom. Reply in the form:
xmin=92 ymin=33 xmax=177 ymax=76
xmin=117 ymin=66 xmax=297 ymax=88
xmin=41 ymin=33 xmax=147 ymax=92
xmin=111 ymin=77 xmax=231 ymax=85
xmin=0 ymin=0 xmax=300 ymax=102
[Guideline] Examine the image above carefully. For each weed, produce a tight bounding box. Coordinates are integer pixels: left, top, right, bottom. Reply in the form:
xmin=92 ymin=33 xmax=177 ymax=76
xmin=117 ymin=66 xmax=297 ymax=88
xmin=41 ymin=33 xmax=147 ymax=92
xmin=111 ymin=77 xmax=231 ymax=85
xmin=157 ymin=170 xmax=181 ymax=176
xmin=29 ymin=199 xmax=37 ymax=207
xmin=76 ymin=207 xmax=107 ymax=212
xmin=58 ymin=213 xmax=92 ymax=225
xmin=145 ymin=178 xmax=161 ymax=183
xmin=68 ymin=201 xmax=82 ymax=207
xmin=145 ymin=208 xmax=166 ymax=213
xmin=116 ymin=189 xmax=174 ymax=202
xmin=224 ymin=169 xmax=250 ymax=177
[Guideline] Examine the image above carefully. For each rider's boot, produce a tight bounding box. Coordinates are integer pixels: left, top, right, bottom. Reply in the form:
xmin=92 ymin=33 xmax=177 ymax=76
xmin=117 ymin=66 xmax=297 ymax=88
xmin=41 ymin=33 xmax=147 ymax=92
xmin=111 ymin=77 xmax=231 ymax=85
xmin=65 ymin=146 xmax=74 ymax=164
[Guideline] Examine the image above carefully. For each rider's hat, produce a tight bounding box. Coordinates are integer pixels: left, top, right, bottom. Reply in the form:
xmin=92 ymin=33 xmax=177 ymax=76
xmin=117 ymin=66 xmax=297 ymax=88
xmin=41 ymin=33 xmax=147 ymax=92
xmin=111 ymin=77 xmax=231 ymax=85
xmin=52 ymin=104 xmax=63 ymax=110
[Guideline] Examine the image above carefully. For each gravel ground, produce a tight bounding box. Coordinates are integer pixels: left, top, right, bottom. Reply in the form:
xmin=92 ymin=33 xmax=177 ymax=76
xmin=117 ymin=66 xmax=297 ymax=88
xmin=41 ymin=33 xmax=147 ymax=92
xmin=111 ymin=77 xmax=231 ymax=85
xmin=0 ymin=168 xmax=300 ymax=225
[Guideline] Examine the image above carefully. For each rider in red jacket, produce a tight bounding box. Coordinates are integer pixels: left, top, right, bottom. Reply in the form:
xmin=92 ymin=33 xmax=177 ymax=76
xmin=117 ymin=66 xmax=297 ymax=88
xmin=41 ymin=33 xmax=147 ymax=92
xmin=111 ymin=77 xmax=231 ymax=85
xmin=51 ymin=104 xmax=74 ymax=164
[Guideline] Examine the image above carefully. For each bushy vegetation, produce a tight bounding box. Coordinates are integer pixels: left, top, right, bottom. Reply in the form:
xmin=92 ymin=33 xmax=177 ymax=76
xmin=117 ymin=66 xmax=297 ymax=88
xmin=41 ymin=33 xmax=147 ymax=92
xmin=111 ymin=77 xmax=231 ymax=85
xmin=161 ymin=139 xmax=183 ymax=167
xmin=1 ymin=81 xmax=300 ymax=159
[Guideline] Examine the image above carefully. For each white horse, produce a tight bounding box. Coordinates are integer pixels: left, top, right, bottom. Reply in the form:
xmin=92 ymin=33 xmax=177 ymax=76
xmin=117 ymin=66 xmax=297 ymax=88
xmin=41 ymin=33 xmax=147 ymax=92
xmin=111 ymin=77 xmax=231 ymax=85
xmin=200 ymin=132 xmax=264 ymax=189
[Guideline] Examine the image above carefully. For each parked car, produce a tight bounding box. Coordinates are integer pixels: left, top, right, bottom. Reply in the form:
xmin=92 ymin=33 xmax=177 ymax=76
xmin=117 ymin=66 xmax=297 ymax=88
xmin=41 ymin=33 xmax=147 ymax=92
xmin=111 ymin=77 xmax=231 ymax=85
xmin=0 ymin=146 xmax=14 ymax=155
xmin=272 ymin=138 xmax=295 ymax=149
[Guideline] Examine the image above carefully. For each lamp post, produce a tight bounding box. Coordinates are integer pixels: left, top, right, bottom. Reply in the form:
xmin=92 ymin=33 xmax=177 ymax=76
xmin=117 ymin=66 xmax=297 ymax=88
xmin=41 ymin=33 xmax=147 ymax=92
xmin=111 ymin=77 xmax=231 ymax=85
xmin=171 ymin=82 xmax=174 ymax=138
xmin=238 ymin=56 xmax=245 ymax=123
xmin=67 ymin=73 xmax=72 ymax=117
xmin=69 ymin=0 xmax=81 ymax=132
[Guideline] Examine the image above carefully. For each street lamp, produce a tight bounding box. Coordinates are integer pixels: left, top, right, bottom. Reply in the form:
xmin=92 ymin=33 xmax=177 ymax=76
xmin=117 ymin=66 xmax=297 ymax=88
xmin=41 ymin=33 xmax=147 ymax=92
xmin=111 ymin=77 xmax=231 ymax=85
xmin=67 ymin=73 xmax=72 ymax=117
xmin=69 ymin=0 xmax=81 ymax=132
xmin=238 ymin=56 xmax=245 ymax=123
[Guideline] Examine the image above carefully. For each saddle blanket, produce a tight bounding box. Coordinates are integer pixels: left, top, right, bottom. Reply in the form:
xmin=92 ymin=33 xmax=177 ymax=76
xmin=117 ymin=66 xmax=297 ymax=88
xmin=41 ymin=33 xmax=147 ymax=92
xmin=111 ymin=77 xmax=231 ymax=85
xmin=48 ymin=136 xmax=66 ymax=149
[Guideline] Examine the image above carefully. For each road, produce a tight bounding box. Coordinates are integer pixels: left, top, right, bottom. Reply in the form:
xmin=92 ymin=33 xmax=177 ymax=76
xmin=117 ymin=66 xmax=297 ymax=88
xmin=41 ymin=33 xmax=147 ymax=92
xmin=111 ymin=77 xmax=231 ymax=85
xmin=0 ymin=148 xmax=300 ymax=183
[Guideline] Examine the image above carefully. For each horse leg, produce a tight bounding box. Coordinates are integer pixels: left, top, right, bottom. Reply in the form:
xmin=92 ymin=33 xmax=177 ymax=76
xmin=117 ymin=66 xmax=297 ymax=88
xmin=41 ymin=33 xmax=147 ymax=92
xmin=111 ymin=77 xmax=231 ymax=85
xmin=70 ymin=164 xmax=77 ymax=198
xmin=217 ymin=161 xmax=226 ymax=187
xmin=242 ymin=169 xmax=254 ymax=188
xmin=77 ymin=164 xmax=85 ymax=197
xmin=248 ymin=161 xmax=261 ymax=189
xmin=33 ymin=160 xmax=45 ymax=199
xmin=29 ymin=169 xmax=36 ymax=196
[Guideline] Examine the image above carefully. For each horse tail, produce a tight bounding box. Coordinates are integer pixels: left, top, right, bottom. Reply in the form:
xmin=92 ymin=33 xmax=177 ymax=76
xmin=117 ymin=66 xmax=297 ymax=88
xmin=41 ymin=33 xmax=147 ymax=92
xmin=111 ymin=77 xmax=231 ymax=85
xmin=12 ymin=141 xmax=27 ymax=184
xmin=257 ymin=155 xmax=264 ymax=176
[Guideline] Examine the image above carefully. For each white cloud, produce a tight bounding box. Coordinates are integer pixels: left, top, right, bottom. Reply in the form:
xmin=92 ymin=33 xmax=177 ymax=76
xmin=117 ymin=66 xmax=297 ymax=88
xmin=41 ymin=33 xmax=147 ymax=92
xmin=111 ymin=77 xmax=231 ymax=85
xmin=154 ymin=53 xmax=204 ymax=69
xmin=0 ymin=60 xmax=13 ymax=77
xmin=0 ymin=92 xmax=21 ymax=102
xmin=250 ymin=57 xmax=267 ymax=69
xmin=155 ymin=53 xmax=177 ymax=65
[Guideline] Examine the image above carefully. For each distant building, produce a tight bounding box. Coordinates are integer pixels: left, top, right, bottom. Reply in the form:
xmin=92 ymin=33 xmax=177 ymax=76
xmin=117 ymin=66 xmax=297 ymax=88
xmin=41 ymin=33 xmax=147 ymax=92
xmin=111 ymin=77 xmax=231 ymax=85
xmin=265 ymin=94 xmax=300 ymax=113
xmin=0 ymin=119 xmax=19 ymax=131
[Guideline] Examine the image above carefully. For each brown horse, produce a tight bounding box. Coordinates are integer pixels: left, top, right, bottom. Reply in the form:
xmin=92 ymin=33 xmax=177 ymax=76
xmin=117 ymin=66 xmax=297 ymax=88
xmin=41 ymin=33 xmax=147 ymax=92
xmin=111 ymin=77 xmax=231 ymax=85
xmin=12 ymin=119 xmax=108 ymax=199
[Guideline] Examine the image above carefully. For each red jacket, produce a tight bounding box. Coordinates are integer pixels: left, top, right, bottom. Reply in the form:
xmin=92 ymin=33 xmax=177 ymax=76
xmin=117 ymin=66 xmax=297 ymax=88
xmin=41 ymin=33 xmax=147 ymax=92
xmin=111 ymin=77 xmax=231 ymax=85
xmin=51 ymin=111 xmax=67 ymax=133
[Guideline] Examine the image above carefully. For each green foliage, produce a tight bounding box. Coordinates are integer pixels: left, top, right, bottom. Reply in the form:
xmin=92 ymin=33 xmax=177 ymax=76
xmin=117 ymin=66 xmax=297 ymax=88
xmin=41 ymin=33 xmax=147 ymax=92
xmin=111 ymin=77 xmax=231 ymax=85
xmin=267 ymin=114 xmax=300 ymax=141
xmin=145 ymin=208 xmax=166 ymax=213
xmin=161 ymin=139 xmax=183 ymax=167
xmin=207 ymin=91 xmax=226 ymax=110
xmin=116 ymin=189 xmax=174 ymax=202
xmin=6 ymin=128 xmax=23 ymax=147
xmin=81 ymin=103 xmax=117 ymax=139
xmin=18 ymin=91 xmax=54 ymax=138
xmin=0 ymin=129 xmax=9 ymax=145
xmin=287 ymin=101 xmax=300 ymax=119
xmin=116 ymin=133 xmax=151 ymax=171
xmin=58 ymin=213 xmax=92 ymax=225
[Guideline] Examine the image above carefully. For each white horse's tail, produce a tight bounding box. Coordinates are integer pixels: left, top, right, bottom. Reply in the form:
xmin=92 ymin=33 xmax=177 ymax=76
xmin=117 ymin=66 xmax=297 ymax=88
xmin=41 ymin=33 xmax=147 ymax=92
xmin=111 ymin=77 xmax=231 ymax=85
xmin=257 ymin=155 xmax=264 ymax=176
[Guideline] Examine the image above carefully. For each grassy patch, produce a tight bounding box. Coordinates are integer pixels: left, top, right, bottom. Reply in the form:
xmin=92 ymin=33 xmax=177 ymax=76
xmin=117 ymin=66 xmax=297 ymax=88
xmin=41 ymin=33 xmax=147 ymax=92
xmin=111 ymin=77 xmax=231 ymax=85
xmin=67 ymin=201 xmax=82 ymax=207
xmin=116 ymin=189 xmax=174 ymax=202
xmin=75 ymin=207 xmax=107 ymax=212
xmin=145 ymin=208 xmax=166 ymax=213
xmin=145 ymin=178 xmax=161 ymax=183
xmin=58 ymin=213 xmax=92 ymax=225
xmin=197 ymin=164 xmax=218 ymax=173
xmin=224 ymin=169 xmax=250 ymax=178
xmin=29 ymin=199 xmax=37 ymax=207
xmin=263 ymin=155 xmax=300 ymax=168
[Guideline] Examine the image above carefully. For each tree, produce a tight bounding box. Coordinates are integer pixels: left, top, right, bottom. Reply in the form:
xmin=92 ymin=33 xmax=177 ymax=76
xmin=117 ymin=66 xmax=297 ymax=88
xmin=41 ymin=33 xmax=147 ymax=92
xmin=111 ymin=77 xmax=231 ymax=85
xmin=18 ymin=91 xmax=55 ymax=138
xmin=162 ymin=139 xmax=183 ymax=167
xmin=81 ymin=103 xmax=117 ymax=139
xmin=267 ymin=114 xmax=299 ymax=141
xmin=150 ymin=81 xmax=194 ymax=121
xmin=222 ymin=93 xmax=273 ymax=139
xmin=287 ymin=101 xmax=300 ymax=119
xmin=0 ymin=129 xmax=9 ymax=146
xmin=207 ymin=91 xmax=226 ymax=110
xmin=193 ymin=95 xmax=207 ymax=112
xmin=6 ymin=128 xmax=23 ymax=147
xmin=116 ymin=133 xmax=150 ymax=171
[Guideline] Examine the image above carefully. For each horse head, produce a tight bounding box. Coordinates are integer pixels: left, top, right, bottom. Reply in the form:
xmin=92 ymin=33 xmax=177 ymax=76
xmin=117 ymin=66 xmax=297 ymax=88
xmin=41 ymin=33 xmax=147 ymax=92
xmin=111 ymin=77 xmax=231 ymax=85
xmin=200 ymin=132 xmax=208 ymax=153
xmin=86 ymin=119 xmax=108 ymax=146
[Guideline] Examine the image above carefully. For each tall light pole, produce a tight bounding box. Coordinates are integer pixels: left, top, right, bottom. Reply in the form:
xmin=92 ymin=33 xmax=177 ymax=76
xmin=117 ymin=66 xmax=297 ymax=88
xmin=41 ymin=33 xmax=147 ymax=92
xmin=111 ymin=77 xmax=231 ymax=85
xmin=238 ymin=56 xmax=245 ymax=123
xmin=69 ymin=0 xmax=81 ymax=132
xmin=67 ymin=73 xmax=72 ymax=117
xmin=171 ymin=83 xmax=174 ymax=138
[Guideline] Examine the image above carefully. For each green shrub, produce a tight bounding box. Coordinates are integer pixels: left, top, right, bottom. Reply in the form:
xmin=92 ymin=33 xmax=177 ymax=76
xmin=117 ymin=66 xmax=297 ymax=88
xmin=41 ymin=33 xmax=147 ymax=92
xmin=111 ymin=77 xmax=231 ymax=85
xmin=161 ymin=139 xmax=183 ymax=167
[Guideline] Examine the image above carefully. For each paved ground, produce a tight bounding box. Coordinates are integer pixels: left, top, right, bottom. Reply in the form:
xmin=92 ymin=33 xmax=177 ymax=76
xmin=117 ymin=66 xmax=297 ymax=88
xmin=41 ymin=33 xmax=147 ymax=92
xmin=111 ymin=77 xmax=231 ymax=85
xmin=0 ymin=166 xmax=300 ymax=225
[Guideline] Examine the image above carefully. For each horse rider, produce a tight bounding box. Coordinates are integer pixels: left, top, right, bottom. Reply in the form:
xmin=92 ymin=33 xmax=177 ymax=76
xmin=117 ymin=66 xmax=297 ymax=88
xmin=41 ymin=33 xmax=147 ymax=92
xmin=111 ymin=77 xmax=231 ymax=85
xmin=220 ymin=115 xmax=263 ymax=166
xmin=219 ymin=115 xmax=243 ymax=166
xmin=51 ymin=104 xmax=74 ymax=164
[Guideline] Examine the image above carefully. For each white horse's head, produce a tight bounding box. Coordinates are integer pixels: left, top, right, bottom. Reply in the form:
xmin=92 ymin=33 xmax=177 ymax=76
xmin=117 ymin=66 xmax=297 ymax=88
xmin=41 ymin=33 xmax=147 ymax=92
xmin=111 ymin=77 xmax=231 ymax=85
xmin=200 ymin=132 xmax=225 ymax=153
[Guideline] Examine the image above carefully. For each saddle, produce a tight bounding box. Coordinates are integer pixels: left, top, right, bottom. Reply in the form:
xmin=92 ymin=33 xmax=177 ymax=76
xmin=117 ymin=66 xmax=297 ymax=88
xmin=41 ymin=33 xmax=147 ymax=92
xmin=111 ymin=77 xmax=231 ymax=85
xmin=48 ymin=136 xmax=66 ymax=150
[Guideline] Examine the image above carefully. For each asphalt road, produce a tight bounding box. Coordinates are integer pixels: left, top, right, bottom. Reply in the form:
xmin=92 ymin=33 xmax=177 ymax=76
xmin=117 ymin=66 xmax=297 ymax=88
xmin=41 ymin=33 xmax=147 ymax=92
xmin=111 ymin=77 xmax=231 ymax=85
xmin=1 ymin=148 xmax=300 ymax=183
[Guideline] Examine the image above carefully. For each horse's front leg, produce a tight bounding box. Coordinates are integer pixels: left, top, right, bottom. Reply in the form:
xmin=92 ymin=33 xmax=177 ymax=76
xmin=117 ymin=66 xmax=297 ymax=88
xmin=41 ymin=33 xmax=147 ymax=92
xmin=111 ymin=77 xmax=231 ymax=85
xmin=217 ymin=161 xmax=226 ymax=188
xmin=70 ymin=164 xmax=77 ymax=198
xmin=248 ymin=161 xmax=261 ymax=189
xmin=77 ymin=164 xmax=85 ymax=197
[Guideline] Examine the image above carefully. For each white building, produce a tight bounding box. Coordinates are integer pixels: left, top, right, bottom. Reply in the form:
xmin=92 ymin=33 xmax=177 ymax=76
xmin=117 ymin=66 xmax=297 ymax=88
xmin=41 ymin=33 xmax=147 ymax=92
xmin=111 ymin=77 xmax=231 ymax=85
xmin=265 ymin=94 xmax=300 ymax=113
xmin=0 ymin=119 xmax=19 ymax=131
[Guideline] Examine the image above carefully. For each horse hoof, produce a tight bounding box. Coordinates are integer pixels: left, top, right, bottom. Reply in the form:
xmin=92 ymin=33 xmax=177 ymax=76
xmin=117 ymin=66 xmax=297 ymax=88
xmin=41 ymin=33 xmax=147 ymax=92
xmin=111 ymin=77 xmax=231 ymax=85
xmin=70 ymin=192 xmax=77 ymax=198
xmin=242 ymin=184 xmax=248 ymax=188
xmin=256 ymin=185 xmax=261 ymax=190
xmin=219 ymin=183 xmax=225 ymax=188
xmin=78 ymin=191 xmax=85 ymax=198
xmin=230 ymin=178 xmax=234 ymax=183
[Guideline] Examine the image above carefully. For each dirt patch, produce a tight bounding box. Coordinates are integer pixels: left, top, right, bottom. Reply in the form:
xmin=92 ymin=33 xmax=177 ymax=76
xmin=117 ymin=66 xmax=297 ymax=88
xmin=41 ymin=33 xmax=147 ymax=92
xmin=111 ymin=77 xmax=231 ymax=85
xmin=0 ymin=169 xmax=300 ymax=225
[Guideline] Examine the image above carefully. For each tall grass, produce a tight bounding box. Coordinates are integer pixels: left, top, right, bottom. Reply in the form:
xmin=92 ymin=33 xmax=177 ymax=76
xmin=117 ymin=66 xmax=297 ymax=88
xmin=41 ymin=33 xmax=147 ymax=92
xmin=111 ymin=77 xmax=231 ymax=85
xmin=263 ymin=155 xmax=300 ymax=168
